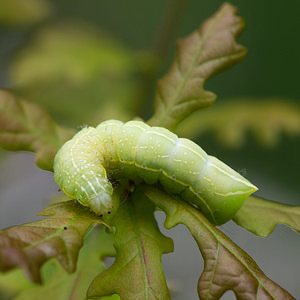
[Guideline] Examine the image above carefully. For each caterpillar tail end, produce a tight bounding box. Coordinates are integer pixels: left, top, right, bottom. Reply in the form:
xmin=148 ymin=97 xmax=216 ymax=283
xmin=247 ymin=181 xmax=258 ymax=195
xmin=213 ymin=181 xmax=258 ymax=226
xmin=89 ymin=193 xmax=113 ymax=216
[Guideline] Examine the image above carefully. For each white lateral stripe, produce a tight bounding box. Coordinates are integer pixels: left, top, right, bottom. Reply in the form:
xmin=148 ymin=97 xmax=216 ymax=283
xmin=80 ymin=185 xmax=89 ymax=197
xmin=207 ymin=161 xmax=254 ymax=188
xmin=214 ymin=190 xmax=248 ymax=196
xmin=70 ymin=129 xmax=91 ymax=171
xmin=82 ymin=174 xmax=98 ymax=194
xmin=82 ymin=173 xmax=106 ymax=192
xmin=146 ymin=130 xmax=176 ymax=143
xmin=178 ymin=142 xmax=206 ymax=161
xmin=104 ymin=121 xmax=122 ymax=126
xmin=123 ymin=123 xmax=147 ymax=131
xmin=90 ymin=170 xmax=101 ymax=186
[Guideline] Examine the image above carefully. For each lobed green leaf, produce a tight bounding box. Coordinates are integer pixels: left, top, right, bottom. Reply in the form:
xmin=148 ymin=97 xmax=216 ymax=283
xmin=144 ymin=186 xmax=295 ymax=299
xmin=148 ymin=3 xmax=246 ymax=130
xmin=88 ymin=190 xmax=174 ymax=300
xmin=0 ymin=89 xmax=74 ymax=171
xmin=176 ymin=98 xmax=300 ymax=148
xmin=0 ymin=201 xmax=106 ymax=283
xmin=233 ymin=195 xmax=300 ymax=237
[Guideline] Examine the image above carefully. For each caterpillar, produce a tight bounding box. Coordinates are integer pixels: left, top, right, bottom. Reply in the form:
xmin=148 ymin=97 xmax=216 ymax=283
xmin=53 ymin=120 xmax=257 ymax=225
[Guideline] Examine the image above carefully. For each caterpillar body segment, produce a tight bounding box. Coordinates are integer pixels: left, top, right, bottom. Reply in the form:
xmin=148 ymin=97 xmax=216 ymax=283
xmin=53 ymin=120 xmax=257 ymax=225
xmin=54 ymin=127 xmax=113 ymax=214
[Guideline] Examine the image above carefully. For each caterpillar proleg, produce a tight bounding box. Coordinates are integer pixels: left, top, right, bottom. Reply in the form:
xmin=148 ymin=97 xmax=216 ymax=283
xmin=53 ymin=120 xmax=257 ymax=225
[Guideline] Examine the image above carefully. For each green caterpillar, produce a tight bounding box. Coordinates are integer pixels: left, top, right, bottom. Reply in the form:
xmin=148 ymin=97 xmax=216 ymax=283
xmin=53 ymin=120 xmax=257 ymax=225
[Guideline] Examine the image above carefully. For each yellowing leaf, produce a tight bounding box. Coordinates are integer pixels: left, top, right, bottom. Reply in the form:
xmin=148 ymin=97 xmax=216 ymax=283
xmin=148 ymin=3 xmax=246 ymax=130
xmin=0 ymin=89 xmax=74 ymax=171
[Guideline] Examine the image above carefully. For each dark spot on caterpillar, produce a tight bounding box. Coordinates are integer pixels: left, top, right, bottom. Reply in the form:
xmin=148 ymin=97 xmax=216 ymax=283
xmin=100 ymin=214 xmax=103 ymax=218
xmin=121 ymin=158 xmax=124 ymax=162
xmin=58 ymin=188 xmax=62 ymax=192
xmin=107 ymin=211 xmax=111 ymax=214
xmin=197 ymin=193 xmax=201 ymax=196
xmin=142 ymin=164 xmax=146 ymax=169
xmin=64 ymin=226 xmax=67 ymax=230
xmin=172 ymin=175 xmax=176 ymax=180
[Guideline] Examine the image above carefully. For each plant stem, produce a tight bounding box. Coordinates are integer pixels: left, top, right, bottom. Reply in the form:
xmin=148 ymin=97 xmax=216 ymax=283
xmin=138 ymin=0 xmax=189 ymax=120
xmin=153 ymin=0 xmax=189 ymax=60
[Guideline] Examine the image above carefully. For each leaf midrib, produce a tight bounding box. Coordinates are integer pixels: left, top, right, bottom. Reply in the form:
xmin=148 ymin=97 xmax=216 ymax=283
xmin=157 ymin=8 xmax=224 ymax=127
xmin=182 ymin=201 xmax=277 ymax=299
xmin=129 ymin=204 xmax=150 ymax=300
xmin=23 ymin=208 xmax=91 ymax=251
xmin=158 ymin=31 xmax=205 ymax=127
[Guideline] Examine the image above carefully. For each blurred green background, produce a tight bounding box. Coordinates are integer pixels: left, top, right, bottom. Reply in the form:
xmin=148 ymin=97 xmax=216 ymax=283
xmin=0 ymin=0 xmax=299 ymax=299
